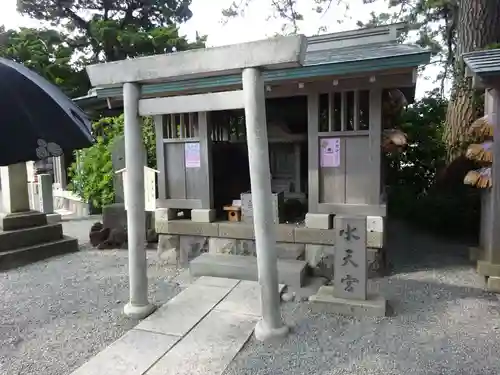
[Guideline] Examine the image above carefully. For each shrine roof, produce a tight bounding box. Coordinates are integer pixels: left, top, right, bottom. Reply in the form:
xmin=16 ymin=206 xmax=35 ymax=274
xmin=80 ymin=23 xmax=431 ymax=103
xmin=304 ymin=42 xmax=428 ymax=66
xmin=464 ymin=49 xmax=500 ymax=76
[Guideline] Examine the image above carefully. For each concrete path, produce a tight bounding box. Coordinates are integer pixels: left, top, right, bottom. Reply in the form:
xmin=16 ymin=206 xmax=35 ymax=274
xmin=70 ymin=277 xmax=285 ymax=375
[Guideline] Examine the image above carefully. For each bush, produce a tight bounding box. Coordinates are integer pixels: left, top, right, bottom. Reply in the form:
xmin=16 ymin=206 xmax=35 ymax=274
xmin=68 ymin=114 xmax=156 ymax=208
xmin=386 ymin=93 xmax=480 ymax=240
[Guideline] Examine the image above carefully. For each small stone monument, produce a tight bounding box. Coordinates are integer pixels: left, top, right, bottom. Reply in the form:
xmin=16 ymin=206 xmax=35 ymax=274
xmin=110 ymin=135 xmax=147 ymax=203
xmin=102 ymin=136 xmax=152 ymax=241
xmin=115 ymin=166 xmax=159 ymax=212
xmin=309 ymin=215 xmax=387 ymax=317
xmin=37 ymin=173 xmax=61 ymax=223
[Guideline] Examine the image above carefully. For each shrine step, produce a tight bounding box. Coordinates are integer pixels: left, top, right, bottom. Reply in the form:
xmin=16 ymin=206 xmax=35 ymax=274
xmin=0 ymin=211 xmax=47 ymax=231
xmin=0 ymin=236 xmax=79 ymax=271
xmin=190 ymin=253 xmax=307 ymax=287
xmin=0 ymin=223 xmax=63 ymax=252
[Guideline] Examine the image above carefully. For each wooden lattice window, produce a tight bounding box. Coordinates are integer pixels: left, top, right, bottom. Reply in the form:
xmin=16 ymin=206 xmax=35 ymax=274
xmin=211 ymin=110 xmax=246 ymax=142
xmin=163 ymin=113 xmax=199 ymax=140
xmin=319 ymin=90 xmax=370 ymax=133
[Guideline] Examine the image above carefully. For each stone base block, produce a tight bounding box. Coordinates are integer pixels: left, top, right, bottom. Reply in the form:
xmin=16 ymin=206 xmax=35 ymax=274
xmin=487 ymin=276 xmax=500 ymax=293
xmin=190 ymin=253 xmax=307 ymax=287
xmin=0 ymin=211 xmax=47 ymax=231
xmin=366 ymin=216 xmax=384 ymax=233
xmin=156 ymin=234 xmax=209 ymax=268
xmin=208 ymin=238 xmax=303 ymax=259
xmin=157 ymin=234 xmax=180 ymax=265
xmin=155 ymin=208 xmax=178 ymax=222
xmin=309 ymin=285 xmax=387 ymax=317
xmin=305 ymin=213 xmax=332 ymax=229
xmin=477 ymin=260 xmax=500 ymax=277
xmin=209 ymin=238 xmax=237 ymax=255
xmin=191 ymin=209 xmax=216 ymax=223
xmin=366 ymin=216 xmax=385 ymax=248
xmin=46 ymin=213 xmax=62 ymax=224
xmin=275 ymin=243 xmax=305 ymax=260
xmin=179 ymin=236 xmax=209 ymax=266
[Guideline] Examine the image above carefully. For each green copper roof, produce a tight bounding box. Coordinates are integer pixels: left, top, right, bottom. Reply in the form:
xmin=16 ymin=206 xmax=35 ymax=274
xmin=93 ymin=42 xmax=430 ymax=100
xmin=304 ymin=42 xmax=427 ymax=65
xmin=463 ymin=48 xmax=500 ymax=78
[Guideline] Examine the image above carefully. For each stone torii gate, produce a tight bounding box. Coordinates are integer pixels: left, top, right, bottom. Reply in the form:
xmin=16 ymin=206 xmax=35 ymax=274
xmin=86 ymin=35 xmax=307 ymax=340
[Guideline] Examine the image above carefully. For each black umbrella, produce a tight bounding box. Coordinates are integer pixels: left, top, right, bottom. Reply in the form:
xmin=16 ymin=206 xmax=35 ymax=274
xmin=0 ymin=57 xmax=94 ymax=166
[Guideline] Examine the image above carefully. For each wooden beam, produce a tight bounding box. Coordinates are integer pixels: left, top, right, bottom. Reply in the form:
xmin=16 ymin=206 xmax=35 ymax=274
xmin=138 ymin=90 xmax=245 ymax=116
xmin=265 ymin=71 xmax=416 ymax=98
xmin=126 ymin=69 xmax=415 ymax=102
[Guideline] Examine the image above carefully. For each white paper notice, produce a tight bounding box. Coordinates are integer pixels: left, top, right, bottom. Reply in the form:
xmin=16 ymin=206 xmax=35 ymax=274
xmin=185 ymin=142 xmax=201 ymax=168
xmin=320 ymin=138 xmax=340 ymax=168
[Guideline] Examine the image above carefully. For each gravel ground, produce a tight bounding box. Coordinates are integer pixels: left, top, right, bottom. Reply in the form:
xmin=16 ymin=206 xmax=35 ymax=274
xmin=224 ymin=221 xmax=500 ymax=375
xmin=2 ymin=215 xmax=500 ymax=375
xmin=0 ymin=216 xmax=181 ymax=375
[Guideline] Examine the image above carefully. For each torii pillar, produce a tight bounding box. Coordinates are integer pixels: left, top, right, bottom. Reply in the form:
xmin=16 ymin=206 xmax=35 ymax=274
xmin=477 ymin=88 xmax=500 ymax=291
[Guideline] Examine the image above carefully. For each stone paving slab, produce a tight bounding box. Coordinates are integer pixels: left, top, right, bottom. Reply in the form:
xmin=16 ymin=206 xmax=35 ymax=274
xmin=215 ymin=280 xmax=286 ymax=317
xmin=70 ymin=329 xmax=179 ymax=375
xmin=135 ymin=282 xmax=236 ymax=337
xmin=193 ymin=276 xmax=241 ymax=289
xmin=145 ymin=310 xmax=258 ymax=375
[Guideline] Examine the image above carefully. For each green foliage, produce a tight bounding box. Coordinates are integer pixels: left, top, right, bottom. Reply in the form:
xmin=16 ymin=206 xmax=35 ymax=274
xmin=17 ymin=0 xmax=205 ymax=63
xmin=0 ymin=26 xmax=89 ymax=97
xmin=68 ymin=115 xmax=156 ymax=208
xmin=386 ymin=92 xmax=480 ymax=239
xmin=3 ymin=0 xmax=205 ymax=99
xmin=386 ymin=91 xmax=448 ymax=195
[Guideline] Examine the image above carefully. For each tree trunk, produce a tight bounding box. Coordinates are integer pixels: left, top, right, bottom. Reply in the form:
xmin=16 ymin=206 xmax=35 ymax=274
xmin=444 ymin=0 xmax=500 ymax=161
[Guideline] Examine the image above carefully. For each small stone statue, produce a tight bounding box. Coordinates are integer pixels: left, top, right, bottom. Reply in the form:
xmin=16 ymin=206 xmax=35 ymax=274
xmin=98 ymin=227 xmax=127 ymax=249
xmin=89 ymin=222 xmax=109 ymax=247
xmin=89 ymin=221 xmax=127 ymax=249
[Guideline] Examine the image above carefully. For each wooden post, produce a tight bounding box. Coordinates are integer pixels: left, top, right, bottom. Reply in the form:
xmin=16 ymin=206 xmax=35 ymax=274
xmin=485 ymin=88 xmax=500 ymax=264
xmin=307 ymin=93 xmax=319 ymax=213
xmin=368 ymin=89 xmax=382 ymax=205
xmin=198 ymin=112 xmax=213 ymax=209
xmin=293 ymin=143 xmax=301 ymax=193
xmin=154 ymin=115 xmax=167 ymax=200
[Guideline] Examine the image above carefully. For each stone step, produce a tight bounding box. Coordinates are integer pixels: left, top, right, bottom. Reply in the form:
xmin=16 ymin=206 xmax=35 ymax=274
xmin=0 ymin=211 xmax=47 ymax=231
xmin=0 ymin=236 xmax=79 ymax=271
xmin=0 ymin=223 xmax=63 ymax=252
xmin=190 ymin=253 xmax=307 ymax=287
